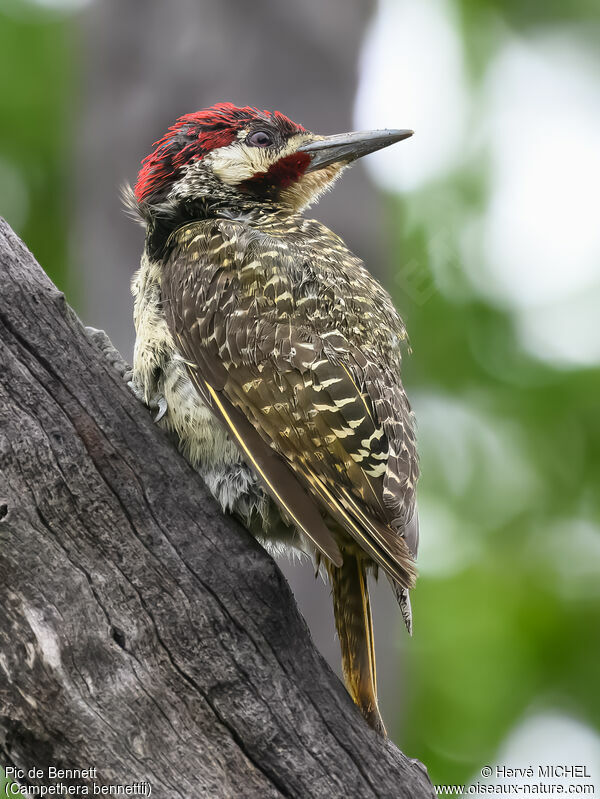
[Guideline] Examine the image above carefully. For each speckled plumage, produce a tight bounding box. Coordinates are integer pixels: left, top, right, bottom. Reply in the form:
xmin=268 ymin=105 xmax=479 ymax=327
xmin=130 ymin=104 xmax=418 ymax=735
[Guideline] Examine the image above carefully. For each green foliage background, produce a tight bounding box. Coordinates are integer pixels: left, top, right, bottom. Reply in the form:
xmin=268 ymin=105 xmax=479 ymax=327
xmin=0 ymin=0 xmax=598 ymax=793
xmin=385 ymin=0 xmax=600 ymax=782
xmin=1 ymin=772 xmax=19 ymax=799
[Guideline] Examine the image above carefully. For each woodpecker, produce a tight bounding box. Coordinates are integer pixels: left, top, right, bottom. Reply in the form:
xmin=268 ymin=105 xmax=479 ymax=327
xmin=128 ymin=102 xmax=418 ymax=735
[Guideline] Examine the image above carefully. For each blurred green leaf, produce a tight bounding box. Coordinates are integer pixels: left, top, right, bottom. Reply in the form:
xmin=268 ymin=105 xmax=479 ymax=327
xmin=0 ymin=5 xmax=74 ymax=291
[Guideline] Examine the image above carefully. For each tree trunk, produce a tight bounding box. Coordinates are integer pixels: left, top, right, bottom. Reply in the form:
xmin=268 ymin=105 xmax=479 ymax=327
xmin=0 ymin=218 xmax=434 ymax=798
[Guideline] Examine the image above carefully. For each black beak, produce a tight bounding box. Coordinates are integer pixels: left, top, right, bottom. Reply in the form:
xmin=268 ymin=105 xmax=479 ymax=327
xmin=298 ymin=129 xmax=413 ymax=172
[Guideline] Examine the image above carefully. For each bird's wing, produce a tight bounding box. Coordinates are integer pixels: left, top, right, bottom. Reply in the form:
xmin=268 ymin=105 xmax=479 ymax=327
xmin=162 ymin=218 xmax=417 ymax=587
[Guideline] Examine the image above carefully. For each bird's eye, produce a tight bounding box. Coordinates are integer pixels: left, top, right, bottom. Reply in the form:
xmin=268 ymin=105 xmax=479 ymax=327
xmin=248 ymin=131 xmax=274 ymax=148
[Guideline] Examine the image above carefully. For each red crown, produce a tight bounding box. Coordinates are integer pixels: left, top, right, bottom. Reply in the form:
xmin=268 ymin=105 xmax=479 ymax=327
xmin=134 ymin=102 xmax=305 ymax=203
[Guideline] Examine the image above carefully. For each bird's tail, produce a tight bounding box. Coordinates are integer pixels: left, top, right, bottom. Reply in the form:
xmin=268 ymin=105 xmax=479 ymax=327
xmin=328 ymin=553 xmax=386 ymax=735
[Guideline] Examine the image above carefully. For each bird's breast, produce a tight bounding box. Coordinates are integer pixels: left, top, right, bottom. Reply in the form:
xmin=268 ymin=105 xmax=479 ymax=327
xmin=132 ymin=255 xmax=239 ymax=472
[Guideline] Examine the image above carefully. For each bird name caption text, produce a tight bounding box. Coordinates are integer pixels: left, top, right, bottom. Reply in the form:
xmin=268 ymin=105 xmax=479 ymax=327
xmin=4 ymin=766 xmax=151 ymax=796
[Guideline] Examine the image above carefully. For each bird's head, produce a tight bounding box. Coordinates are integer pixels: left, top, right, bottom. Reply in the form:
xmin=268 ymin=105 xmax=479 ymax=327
xmin=133 ymin=102 xmax=412 ymax=215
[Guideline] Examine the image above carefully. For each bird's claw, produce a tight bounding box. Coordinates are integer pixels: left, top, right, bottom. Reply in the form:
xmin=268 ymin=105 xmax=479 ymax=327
xmin=154 ymin=396 xmax=168 ymax=423
xmin=127 ymin=377 xmax=168 ymax=424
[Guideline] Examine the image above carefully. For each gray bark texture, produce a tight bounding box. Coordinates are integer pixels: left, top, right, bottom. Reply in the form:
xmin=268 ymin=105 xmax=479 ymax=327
xmin=0 ymin=218 xmax=434 ymax=798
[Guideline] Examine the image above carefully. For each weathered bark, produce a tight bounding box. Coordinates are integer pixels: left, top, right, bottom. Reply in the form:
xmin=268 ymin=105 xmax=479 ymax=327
xmin=0 ymin=218 xmax=434 ymax=798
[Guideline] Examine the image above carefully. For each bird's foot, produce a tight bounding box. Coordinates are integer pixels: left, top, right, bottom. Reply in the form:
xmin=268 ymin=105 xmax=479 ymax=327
xmin=126 ymin=375 xmax=168 ymax=423
xmin=86 ymin=326 xmax=130 ymax=379
xmin=85 ymin=327 xmax=168 ymax=422
xmin=126 ymin=373 xmax=144 ymax=402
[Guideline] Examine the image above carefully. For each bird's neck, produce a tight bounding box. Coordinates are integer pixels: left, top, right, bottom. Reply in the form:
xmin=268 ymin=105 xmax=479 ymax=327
xmin=144 ymin=191 xmax=298 ymax=262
